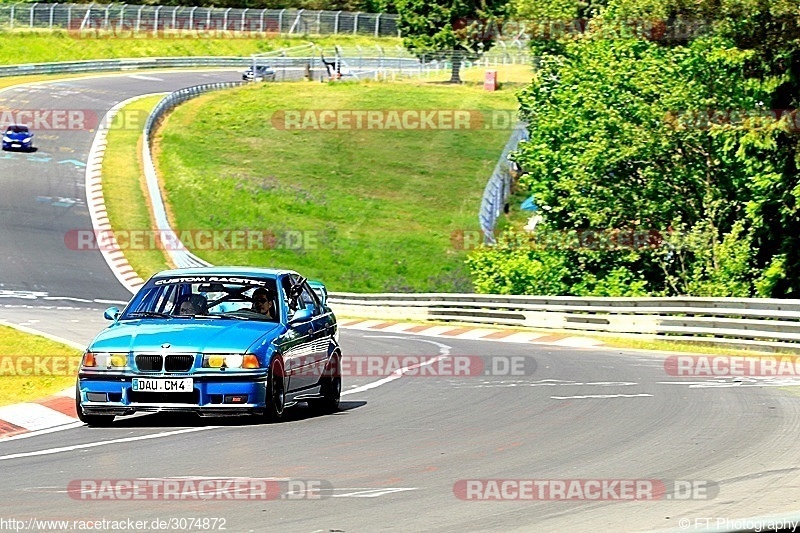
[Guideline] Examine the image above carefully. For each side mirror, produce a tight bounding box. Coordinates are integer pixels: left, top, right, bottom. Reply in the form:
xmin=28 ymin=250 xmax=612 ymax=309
xmin=104 ymin=307 xmax=120 ymax=321
xmin=289 ymin=307 xmax=312 ymax=325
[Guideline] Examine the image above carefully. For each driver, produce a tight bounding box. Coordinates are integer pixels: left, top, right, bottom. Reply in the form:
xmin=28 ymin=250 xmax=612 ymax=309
xmin=251 ymin=288 xmax=277 ymax=320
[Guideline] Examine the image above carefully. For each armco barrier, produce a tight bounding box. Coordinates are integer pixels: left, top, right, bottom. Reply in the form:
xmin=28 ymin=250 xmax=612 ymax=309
xmin=0 ymin=56 xmax=255 ymax=78
xmin=326 ymin=293 xmax=800 ymax=352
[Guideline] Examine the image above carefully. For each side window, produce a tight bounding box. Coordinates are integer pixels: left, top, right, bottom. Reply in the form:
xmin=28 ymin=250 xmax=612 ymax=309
xmin=280 ymin=276 xmax=299 ymax=315
xmin=299 ymin=283 xmax=318 ymax=311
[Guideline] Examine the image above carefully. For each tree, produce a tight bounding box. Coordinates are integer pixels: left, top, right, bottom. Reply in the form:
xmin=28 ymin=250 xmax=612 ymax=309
xmin=396 ymin=0 xmax=511 ymax=83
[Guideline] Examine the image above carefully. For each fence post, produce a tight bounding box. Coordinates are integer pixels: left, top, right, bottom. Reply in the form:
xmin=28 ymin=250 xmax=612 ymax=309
xmin=278 ymin=8 xmax=284 ymax=33
xmin=118 ymin=4 xmax=126 ymax=32
xmin=29 ymin=2 xmax=36 ymax=28
xmin=334 ymin=10 xmax=340 ymax=34
xmin=188 ymin=6 xmax=196 ymax=29
xmin=171 ymin=6 xmax=178 ymax=30
xmin=49 ymin=3 xmax=55 ymax=29
xmin=374 ymin=13 xmax=380 ymax=38
xmin=259 ymin=8 xmax=265 ymax=32
xmin=241 ymin=8 xmax=247 ymax=31
xmin=153 ymin=5 xmax=161 ymax=33
xmin=136 ymin=5 xmax=143 ymax=32
xmin=353 ymin=12 xmax=358 ymax=34
xmin=223 ymin=7 xmax=230 ymax=30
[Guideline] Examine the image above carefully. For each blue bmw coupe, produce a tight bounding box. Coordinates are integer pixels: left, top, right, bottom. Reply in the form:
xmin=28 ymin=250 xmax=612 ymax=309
xmin=76 ymin=267 xmax=341 ymax=426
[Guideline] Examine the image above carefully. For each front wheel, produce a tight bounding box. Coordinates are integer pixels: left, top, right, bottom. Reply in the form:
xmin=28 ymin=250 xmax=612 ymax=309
xmin=258 ymin=357 xmax=285 ymax=423
xmin=75 ymin=386 xmax=115 ymax=426
xmin=315 ymin=352 xmax=341 ymax=414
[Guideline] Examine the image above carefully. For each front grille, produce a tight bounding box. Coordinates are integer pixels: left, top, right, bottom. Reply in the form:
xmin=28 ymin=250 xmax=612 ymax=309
xmin=135 ymin=354 xmax=162 ymax=372
xmin=165 ymin=354 xmax=194 ymax=372
xmin=128 ymin=389 xmax=200 ymax=404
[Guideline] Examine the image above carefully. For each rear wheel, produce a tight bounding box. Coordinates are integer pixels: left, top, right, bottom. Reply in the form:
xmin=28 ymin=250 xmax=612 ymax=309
xmin=316 ymin=352 xmax=341 ymax=414
xmin=74 ymin=386 xmax=115 ymax=427
xmin=259 ymin=357 xmax=285 ymax=423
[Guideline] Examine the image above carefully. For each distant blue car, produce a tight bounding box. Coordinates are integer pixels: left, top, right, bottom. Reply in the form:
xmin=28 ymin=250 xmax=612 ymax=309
xmin=76 ymin=267 xmax=341 ymax=426
xmin=2 ymin=124 xmax=34 ymax=151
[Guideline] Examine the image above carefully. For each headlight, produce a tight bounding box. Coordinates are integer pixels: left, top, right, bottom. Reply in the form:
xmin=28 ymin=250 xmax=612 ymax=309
xmin=82 ymin=351 xmax=128 ymax=369
xmin=202 ymin=353 xmax=254 ymax=369
xmin=22 ymin=138 xmax=31 ymax=143
xmin=2 ymin=136 xmax=10 ymax=142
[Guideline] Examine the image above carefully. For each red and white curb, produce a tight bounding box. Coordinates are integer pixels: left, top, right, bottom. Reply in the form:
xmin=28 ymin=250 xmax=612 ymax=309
xmin=338 ymin=319 xmax=605 ymax=348
xmin=0 ymin=388 xmax=79 ymax=439
xmin=85 ymin=94 xmax=166 ymax=296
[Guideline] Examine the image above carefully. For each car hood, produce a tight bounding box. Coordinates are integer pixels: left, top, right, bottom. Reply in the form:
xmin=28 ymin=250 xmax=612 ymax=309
xmin=89 ymin=319 xmax=284 ymax=353
xmin=4 ymin=131 xmax=30 ymax=141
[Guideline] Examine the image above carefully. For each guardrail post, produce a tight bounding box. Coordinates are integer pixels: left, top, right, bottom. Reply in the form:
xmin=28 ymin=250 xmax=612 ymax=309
xmin=135 ymin=5 xmax=143 ymax=32
xmin=153 ymin=5 xmax=161 ymax=33
xmin=118 ymin=4 xmax=126 ymax=32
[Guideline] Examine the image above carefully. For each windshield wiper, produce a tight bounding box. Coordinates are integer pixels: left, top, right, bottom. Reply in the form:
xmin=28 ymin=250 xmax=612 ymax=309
xmin=126 ymin=311 xmax=173 ymax=319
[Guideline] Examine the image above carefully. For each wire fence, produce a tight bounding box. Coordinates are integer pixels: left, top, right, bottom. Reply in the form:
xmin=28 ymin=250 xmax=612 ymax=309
xmin=0 ymin=3 xmax=399 ymax=37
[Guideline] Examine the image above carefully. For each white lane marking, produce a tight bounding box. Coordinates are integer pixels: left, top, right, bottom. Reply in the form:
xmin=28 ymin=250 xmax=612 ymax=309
xmin=333 ymin=488 xmax=418 ymax=498
xmin=342 ymin=336 xmax=451 ymax=396
xmin=551 ymin=394 xmax=653 ymax=400
xmin=0 ymin=320 xmax=86 ymax=350
xmin=0 ymin=426 xmax=221 ymax=461
xmin=2 ymin=422 xmax=85 ymax=442
xmin=128 ymin=74 xmax=164 ymax=81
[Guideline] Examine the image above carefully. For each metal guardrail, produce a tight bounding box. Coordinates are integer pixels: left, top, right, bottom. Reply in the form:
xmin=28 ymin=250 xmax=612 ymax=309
xmin=0 ymin=3 xmax=399 ymax=37
xmin=479 ymin=123 xmax=528 ymax=243
xmin=141 ymin=82 xmax=244 ymax=269
xmin=0 ymin=56 xmax=255 ymax=78
xmin=327 ymin=293 xmax=800 ymax=352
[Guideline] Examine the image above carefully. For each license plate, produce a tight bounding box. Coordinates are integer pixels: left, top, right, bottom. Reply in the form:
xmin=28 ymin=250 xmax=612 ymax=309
xmin=132 ymin=378 xmax=193 ymax=393
xmin=11 ymin=143 xmax=20 ymax=148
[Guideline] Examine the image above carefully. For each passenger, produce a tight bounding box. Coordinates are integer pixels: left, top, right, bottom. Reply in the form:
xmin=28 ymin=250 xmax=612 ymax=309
xmin=176 ymin=294 xmax=208 ymax=316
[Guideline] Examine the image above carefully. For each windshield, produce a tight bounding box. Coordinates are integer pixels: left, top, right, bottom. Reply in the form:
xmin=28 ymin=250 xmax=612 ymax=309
xmin=6 ymin=125 xmax=28 ymax=133
xmin=121 ymin=276 xmax=280 ymax=321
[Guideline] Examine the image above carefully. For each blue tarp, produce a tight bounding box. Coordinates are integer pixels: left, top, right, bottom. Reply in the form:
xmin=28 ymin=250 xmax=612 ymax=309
xmin=521 ymin=195 xmax=538 ymax=211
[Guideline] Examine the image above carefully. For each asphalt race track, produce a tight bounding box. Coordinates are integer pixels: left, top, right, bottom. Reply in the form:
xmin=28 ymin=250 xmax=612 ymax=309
xmin=2 ymin=72 xmax=800 ymax=532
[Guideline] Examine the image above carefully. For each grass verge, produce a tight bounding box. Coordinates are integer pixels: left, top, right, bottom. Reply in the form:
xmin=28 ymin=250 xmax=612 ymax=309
xmin=102 ymin=95 xmax=174 ymax=279
xmin=0 ymin=30 xmax=401 ymax=65
xmin=154 ymin=78 xmax=521 ymax=292
xmin=0 ymin=325 xmax=82 ymax=406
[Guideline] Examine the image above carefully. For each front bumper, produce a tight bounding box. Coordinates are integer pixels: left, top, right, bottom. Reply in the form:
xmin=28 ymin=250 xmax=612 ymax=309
xmin=77 ymin=372 xmax=269 ymax=416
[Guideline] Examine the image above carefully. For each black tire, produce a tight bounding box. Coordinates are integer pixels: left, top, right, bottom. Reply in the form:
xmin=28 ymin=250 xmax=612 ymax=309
xmin=75 ymin=386 xmax=115 ymax=426
xmin=259 ymin=357 xmax=286 ymax=423
xmin=315 ymin=352 xmax=341 ymax=414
